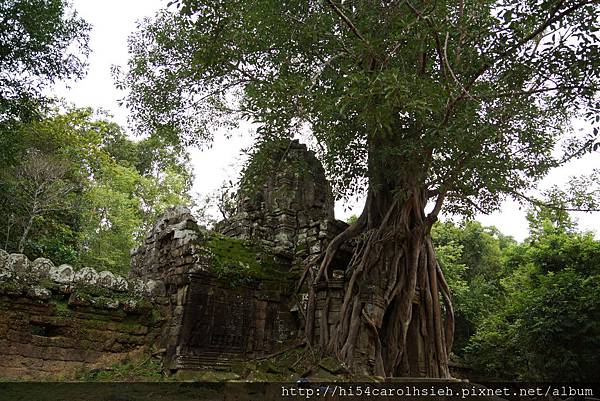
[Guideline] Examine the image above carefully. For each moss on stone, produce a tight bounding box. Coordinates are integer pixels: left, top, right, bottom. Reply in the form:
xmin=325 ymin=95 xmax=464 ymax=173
xmin=176 ymin=370 xmax=240 ymax=382
xmin=318 ymin=356 xmax=346 ymax=374
xmin=0 ymin=280 xmax=25 ymax=295
xmin=150 ymin=307 xmax=163 ymax=324
xmin=120 ymin=315 xmax=146 ymax=329
xmin=204 ymin=233 xmax=289 ymax=286
xmin=68 ymin=290 xmax=94 ymax=306
xmin=50 ymin=298 xmax=70 ymax=314
xmin=79 ymin=319 xmax=109 ymax=330
xmin=74 ymin=284 xmax=113 ymax=299
xmin=38 ymin=278 xmax=58 ymax=290
xmin=69 ymin=285 xmax=149 ymax=313
xmin=76 ymin=355 xmax=165 ymax=382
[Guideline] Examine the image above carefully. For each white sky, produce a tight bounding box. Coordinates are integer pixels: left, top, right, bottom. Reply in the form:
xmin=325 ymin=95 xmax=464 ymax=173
xmin=53 ymin=0 xmax=599 ymax=242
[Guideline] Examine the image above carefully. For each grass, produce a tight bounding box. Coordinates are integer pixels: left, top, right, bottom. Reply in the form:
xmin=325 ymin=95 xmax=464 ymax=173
xmin=76 ymin=355 xmax=165 ymax=382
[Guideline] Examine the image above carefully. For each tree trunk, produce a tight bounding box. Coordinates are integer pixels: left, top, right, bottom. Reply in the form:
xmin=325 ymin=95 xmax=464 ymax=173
xmin=18 ymin=213 xmax=36 ymax=253
xmin=302 ymin=134 xmax=454 ymax=378
xmin=5 ymin=214 xmax=14 ymax=250
xmin=18 ymin=202 xmax=39 ymax=253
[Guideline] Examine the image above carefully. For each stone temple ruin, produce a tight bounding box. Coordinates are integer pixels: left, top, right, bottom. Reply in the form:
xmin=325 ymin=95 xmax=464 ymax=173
xmin=0 ymin=139 xmax=353 ymax=379
xmin=0 ymin=251 xmax=163 ymax=378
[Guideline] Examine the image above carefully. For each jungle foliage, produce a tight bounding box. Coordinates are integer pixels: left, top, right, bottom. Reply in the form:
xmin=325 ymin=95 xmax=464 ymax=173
xmin=0 ymin=108 xmax=194 ymax=273
xmin=120 ymin=0 xmax=600 ymax=377
xmin=0 ymin=1 xmax=194 ymax=273
xmin=0 ymin=0 xmax=89 ymax=125
xmin=434 ymin=211 xmax=600 ymax=382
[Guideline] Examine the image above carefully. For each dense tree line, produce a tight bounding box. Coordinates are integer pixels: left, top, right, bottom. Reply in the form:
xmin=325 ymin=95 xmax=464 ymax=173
xmin=434 ymin=209 xmax=600 ymax=381
xmin=0 ymin=108 xmax=193 ymax=273
xmin=0 ymin=0 xmax=194 ymax=274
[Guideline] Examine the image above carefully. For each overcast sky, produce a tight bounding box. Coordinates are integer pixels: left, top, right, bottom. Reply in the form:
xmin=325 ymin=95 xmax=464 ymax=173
xmin=53 ymin=0 xmax=599 ymax=242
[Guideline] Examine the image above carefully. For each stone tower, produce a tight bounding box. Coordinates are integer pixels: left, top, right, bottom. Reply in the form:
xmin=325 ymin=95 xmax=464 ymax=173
xmin=217 ymin=139 xmax=345 ymax=261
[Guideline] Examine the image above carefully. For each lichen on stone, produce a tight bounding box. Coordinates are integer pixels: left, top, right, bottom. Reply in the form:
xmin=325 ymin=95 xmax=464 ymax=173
xmin=74 ymin=267 xmax=99 ymax=286
xmin=50 ymin=264 xmax=75 ymax=284
xmin=30 ymin=257 xmax=54 ymax=280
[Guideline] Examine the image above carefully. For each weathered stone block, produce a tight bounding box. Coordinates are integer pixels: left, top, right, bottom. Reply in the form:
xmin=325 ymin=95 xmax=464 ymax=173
xmin=0 ymin=249 xmax=8 ymax=268
xmin=74 ymin=267 xmax=99 ymax=286
xmin=49 ymin=264 xmax=74 ymax=284
xmin=97 ymin=270 xmax=121 ymax=291
xmin=67 ymin=292 xmax=92 ymax=307
xmin=26 ymin=286 xmax=51 ymax=300
xmin=29 ymin=258 xmax=53 ymax=280
xmin=7 ymin=254 xmax=29 ymax=278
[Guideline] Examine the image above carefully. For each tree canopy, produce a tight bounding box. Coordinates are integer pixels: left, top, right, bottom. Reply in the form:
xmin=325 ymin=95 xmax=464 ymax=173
xmin=464 ymin=207 xmax=600 ymax=381
xmin=122 ymin=0 xmax=599 ymax=211
xmin=0 ymin=108 xmax=194 ymax=273
xmin=429 ymin=210 xmax=600 ymax=382
xmin=0 ymin=0 xmax=90 ymax=124
xmin=0 ymin=0 xmax=197 ymax=274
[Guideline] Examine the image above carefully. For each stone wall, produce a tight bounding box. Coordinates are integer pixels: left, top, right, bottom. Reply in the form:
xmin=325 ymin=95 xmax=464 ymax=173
xmin=131 ymin=206 xmax=299 ymax=372
xmin=0 ymin=251 xmax=163 ymax=379
xmin=0 ymin=140 xmax=358 ymax=379
xmin=0 ymin=203 xmax=305 ymax=379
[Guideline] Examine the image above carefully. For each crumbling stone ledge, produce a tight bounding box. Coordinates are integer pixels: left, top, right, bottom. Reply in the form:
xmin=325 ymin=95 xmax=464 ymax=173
xmin=0 ymin=249 xmax=165 ymax=380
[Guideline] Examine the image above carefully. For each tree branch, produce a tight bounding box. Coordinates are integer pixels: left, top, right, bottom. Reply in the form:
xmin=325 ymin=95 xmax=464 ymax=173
xmin=309 ymin=51 xmax=347 ymax=90
xmin=442 ymin=0 xmax=592 ymax=126
xmin=443 ymin=32 xmax=474 ymax=100
xmin=512 ymin=190 xmax=600 ymax=212
xmin=325 ymin=0 xmax=374 ymax=53
xmin=475 ymin=84 xmax=598 ymax=100
xmin=427 ymin=189 xmax=447 ymax=222
xmin=404 ymin=0 xmax=450 ymax=91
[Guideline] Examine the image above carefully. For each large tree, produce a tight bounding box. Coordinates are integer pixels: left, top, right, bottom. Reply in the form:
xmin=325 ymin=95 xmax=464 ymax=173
xmin=120 ymin=0 xmax=600 ymax=377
